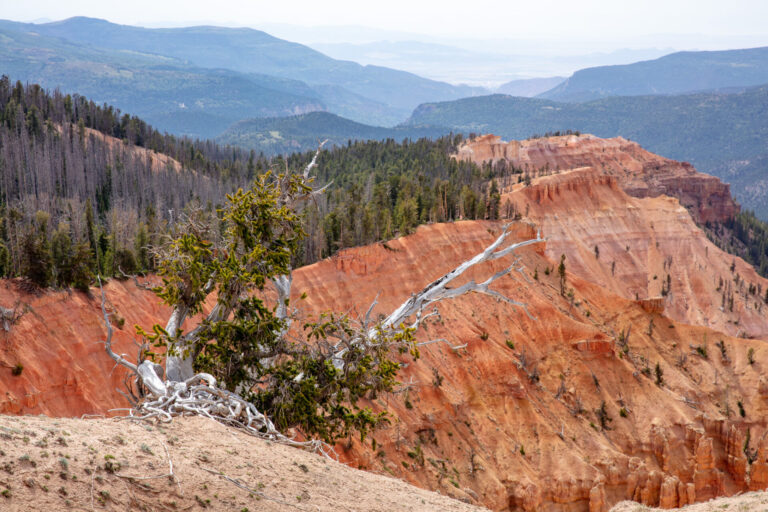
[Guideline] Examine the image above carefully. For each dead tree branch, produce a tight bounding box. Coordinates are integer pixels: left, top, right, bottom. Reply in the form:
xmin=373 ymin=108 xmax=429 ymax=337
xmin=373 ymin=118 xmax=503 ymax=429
xmin=380 ymin=224 xmax=544 ymax=333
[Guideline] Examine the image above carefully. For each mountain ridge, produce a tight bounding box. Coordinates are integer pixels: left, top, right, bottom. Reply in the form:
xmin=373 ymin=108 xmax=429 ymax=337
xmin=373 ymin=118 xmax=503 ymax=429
xmin=0 ymin=16 xmax=485 ymax=127
xmin=217 ymin=110 xmax=453 ymax=154
xmin=538 ymin=45 xmax=768 ymax=102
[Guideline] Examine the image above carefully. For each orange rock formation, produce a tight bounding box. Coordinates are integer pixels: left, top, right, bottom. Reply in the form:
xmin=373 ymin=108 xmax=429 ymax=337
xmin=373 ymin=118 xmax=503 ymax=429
xmin=457 ymin=134 xmax=762 ymax=339
xmin=1 ymin=136 xmax=767 ymax=511
xmin=455 ymin=134 xmax=738 ymax=224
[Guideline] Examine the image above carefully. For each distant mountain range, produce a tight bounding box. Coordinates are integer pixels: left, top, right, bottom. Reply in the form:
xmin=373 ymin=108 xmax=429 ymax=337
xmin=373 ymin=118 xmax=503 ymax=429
xmin=308 ymin=39 xmax=674 ymax=87
xmin=538 ymin=46 xmax=768 ymax=102
xmin=0 ymin=17 xmax=484 ymax=135
xmin=0 ymin=23 xmax=330 ymax=137
xmin=496 ymin=77 xmax=565 ymax=97
xmin=3 ymin=16 xmax=768 ymax=219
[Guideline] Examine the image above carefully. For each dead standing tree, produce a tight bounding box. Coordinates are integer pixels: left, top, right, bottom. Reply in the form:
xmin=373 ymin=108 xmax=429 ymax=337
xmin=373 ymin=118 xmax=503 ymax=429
xmin=100 ymin=146 xmax=545 ymax=451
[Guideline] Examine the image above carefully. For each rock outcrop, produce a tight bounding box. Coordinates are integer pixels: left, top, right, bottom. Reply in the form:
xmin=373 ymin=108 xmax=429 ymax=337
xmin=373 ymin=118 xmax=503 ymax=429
xmin=505 ymin=166 xmax=767 ymax=339
xmin=455 ymin=134 xmax=739 ymax=224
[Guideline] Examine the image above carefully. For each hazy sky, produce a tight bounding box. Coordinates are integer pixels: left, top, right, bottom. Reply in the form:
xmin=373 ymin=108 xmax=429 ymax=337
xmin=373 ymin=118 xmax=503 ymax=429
xmin=3 ymin=0 xmax=768 ymax=42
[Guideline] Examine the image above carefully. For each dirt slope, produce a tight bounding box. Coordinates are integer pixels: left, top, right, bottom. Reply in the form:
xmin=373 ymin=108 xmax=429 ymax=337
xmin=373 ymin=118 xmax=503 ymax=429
xmin=0 ymin=414 xmax=484 ymax=511
xmin=0 ymin=279 xmax=171 ymax=416
xmin=83 ymin=126 xmax=183 ymax=173
xmin=507 ymin=167 xmax=768 ymax=339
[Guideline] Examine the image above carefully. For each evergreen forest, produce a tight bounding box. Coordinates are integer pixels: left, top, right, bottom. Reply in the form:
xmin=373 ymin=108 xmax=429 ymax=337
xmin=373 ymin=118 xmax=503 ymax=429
xmin=1 ymin=77 xmax=767 ymax=291
xmin=0 ymin=78 xmax=517 ymax=289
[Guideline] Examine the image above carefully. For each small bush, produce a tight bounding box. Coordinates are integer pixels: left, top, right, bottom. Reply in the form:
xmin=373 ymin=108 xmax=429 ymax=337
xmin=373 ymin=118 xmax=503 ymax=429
xmin=11 ymin=364 xmax=23 ymax=376
xmin=715 ymin=340 xmax=728 ymax=362
xmin=431 ymin=368 xmax=443 ymax=388
xmin=595 ymin=401 xmax=612 ymax=430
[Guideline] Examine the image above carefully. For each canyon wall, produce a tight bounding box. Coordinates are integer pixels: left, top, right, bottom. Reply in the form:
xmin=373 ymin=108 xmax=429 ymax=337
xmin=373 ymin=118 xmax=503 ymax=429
xmin=456 ymin=134 xmax=738 ymax=224
xmin=1 ymin=136 xmax=767 ymax=511
xmin=297 ymin=219 xmax=768 ymax=511
xmin=507 ymin=167 xmax=767 ymax=340
xmin=456 ymin=134 xmax=762 ymax=339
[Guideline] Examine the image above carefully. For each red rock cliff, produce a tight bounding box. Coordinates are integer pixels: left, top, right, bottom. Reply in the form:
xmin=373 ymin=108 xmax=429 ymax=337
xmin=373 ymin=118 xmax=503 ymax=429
xmin=455 ymin=134 xmax=739 ymax=224
xmin=504 ymin=167 xmax=767 ymax=340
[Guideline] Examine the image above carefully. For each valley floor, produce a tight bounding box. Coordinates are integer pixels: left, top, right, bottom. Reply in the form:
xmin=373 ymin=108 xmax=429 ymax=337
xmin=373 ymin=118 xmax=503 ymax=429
xmin=0 ymin=414 xmax=485 ymax=511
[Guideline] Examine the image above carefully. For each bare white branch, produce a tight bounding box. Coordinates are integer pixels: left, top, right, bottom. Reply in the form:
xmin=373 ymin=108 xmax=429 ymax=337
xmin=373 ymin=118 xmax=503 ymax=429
xmin=98 ymin=276 xmax=138 ymax=374
xmin=302 ymin=139 xmax=327 ymax=179
xmin=377 ymin=224 xmax=544 ymax=334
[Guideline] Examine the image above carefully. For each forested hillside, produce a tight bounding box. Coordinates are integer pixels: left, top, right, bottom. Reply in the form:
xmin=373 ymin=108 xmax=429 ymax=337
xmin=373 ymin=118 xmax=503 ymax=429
xmin=0 ymin=77 xmax=264 ymax=287
xmin=292 ymin=136 xmax=519 ymax=260
xmin=707 ymin=211 xmax=768 ymax=281
xmin=0 ymin=79 xmax=508 ymax=288
xmin=2 ymin=77 xmax=767 ymax=292
xmin=217 ymin=111 xmax=452 ymax=155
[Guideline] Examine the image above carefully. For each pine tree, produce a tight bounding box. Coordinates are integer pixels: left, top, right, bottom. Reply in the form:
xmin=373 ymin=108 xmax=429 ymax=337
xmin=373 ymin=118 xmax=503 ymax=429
xmin=21 ymin=212 xmax=53 ymax=288
xmin=70 ymin=242 xmax=94 ymax=292
xmin=487 ymin=179 xmax=500 ymax=220
xmin=558 ymin=254 xmax=567 ymax=296
xmin=51 ymin=222 xmax=74 ymax=287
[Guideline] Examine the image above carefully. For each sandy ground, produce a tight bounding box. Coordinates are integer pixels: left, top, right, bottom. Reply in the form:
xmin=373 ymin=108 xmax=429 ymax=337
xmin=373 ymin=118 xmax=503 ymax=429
xmin=611 ymin=493 xmax=768 ymax=512
xmin=0 ymin=414 xmax=487 ymax=511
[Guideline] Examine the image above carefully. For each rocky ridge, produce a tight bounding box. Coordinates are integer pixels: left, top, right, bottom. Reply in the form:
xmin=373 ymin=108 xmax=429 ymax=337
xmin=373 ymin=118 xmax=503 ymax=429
xmin=456 ymin=134 xmax=762 ymax=339
xmin=455 ymin=134 xmax=739 ymax=224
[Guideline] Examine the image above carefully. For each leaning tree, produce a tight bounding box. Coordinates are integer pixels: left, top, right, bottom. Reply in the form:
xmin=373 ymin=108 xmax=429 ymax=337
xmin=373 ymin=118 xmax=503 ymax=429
xmin=101 ymin=147 xmax=544 ymax=451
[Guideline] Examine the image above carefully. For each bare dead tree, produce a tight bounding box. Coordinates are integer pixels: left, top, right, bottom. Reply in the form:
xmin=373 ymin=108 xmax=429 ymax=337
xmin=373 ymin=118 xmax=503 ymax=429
xmin=0 ymin=301 xmax=27 ymax=332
